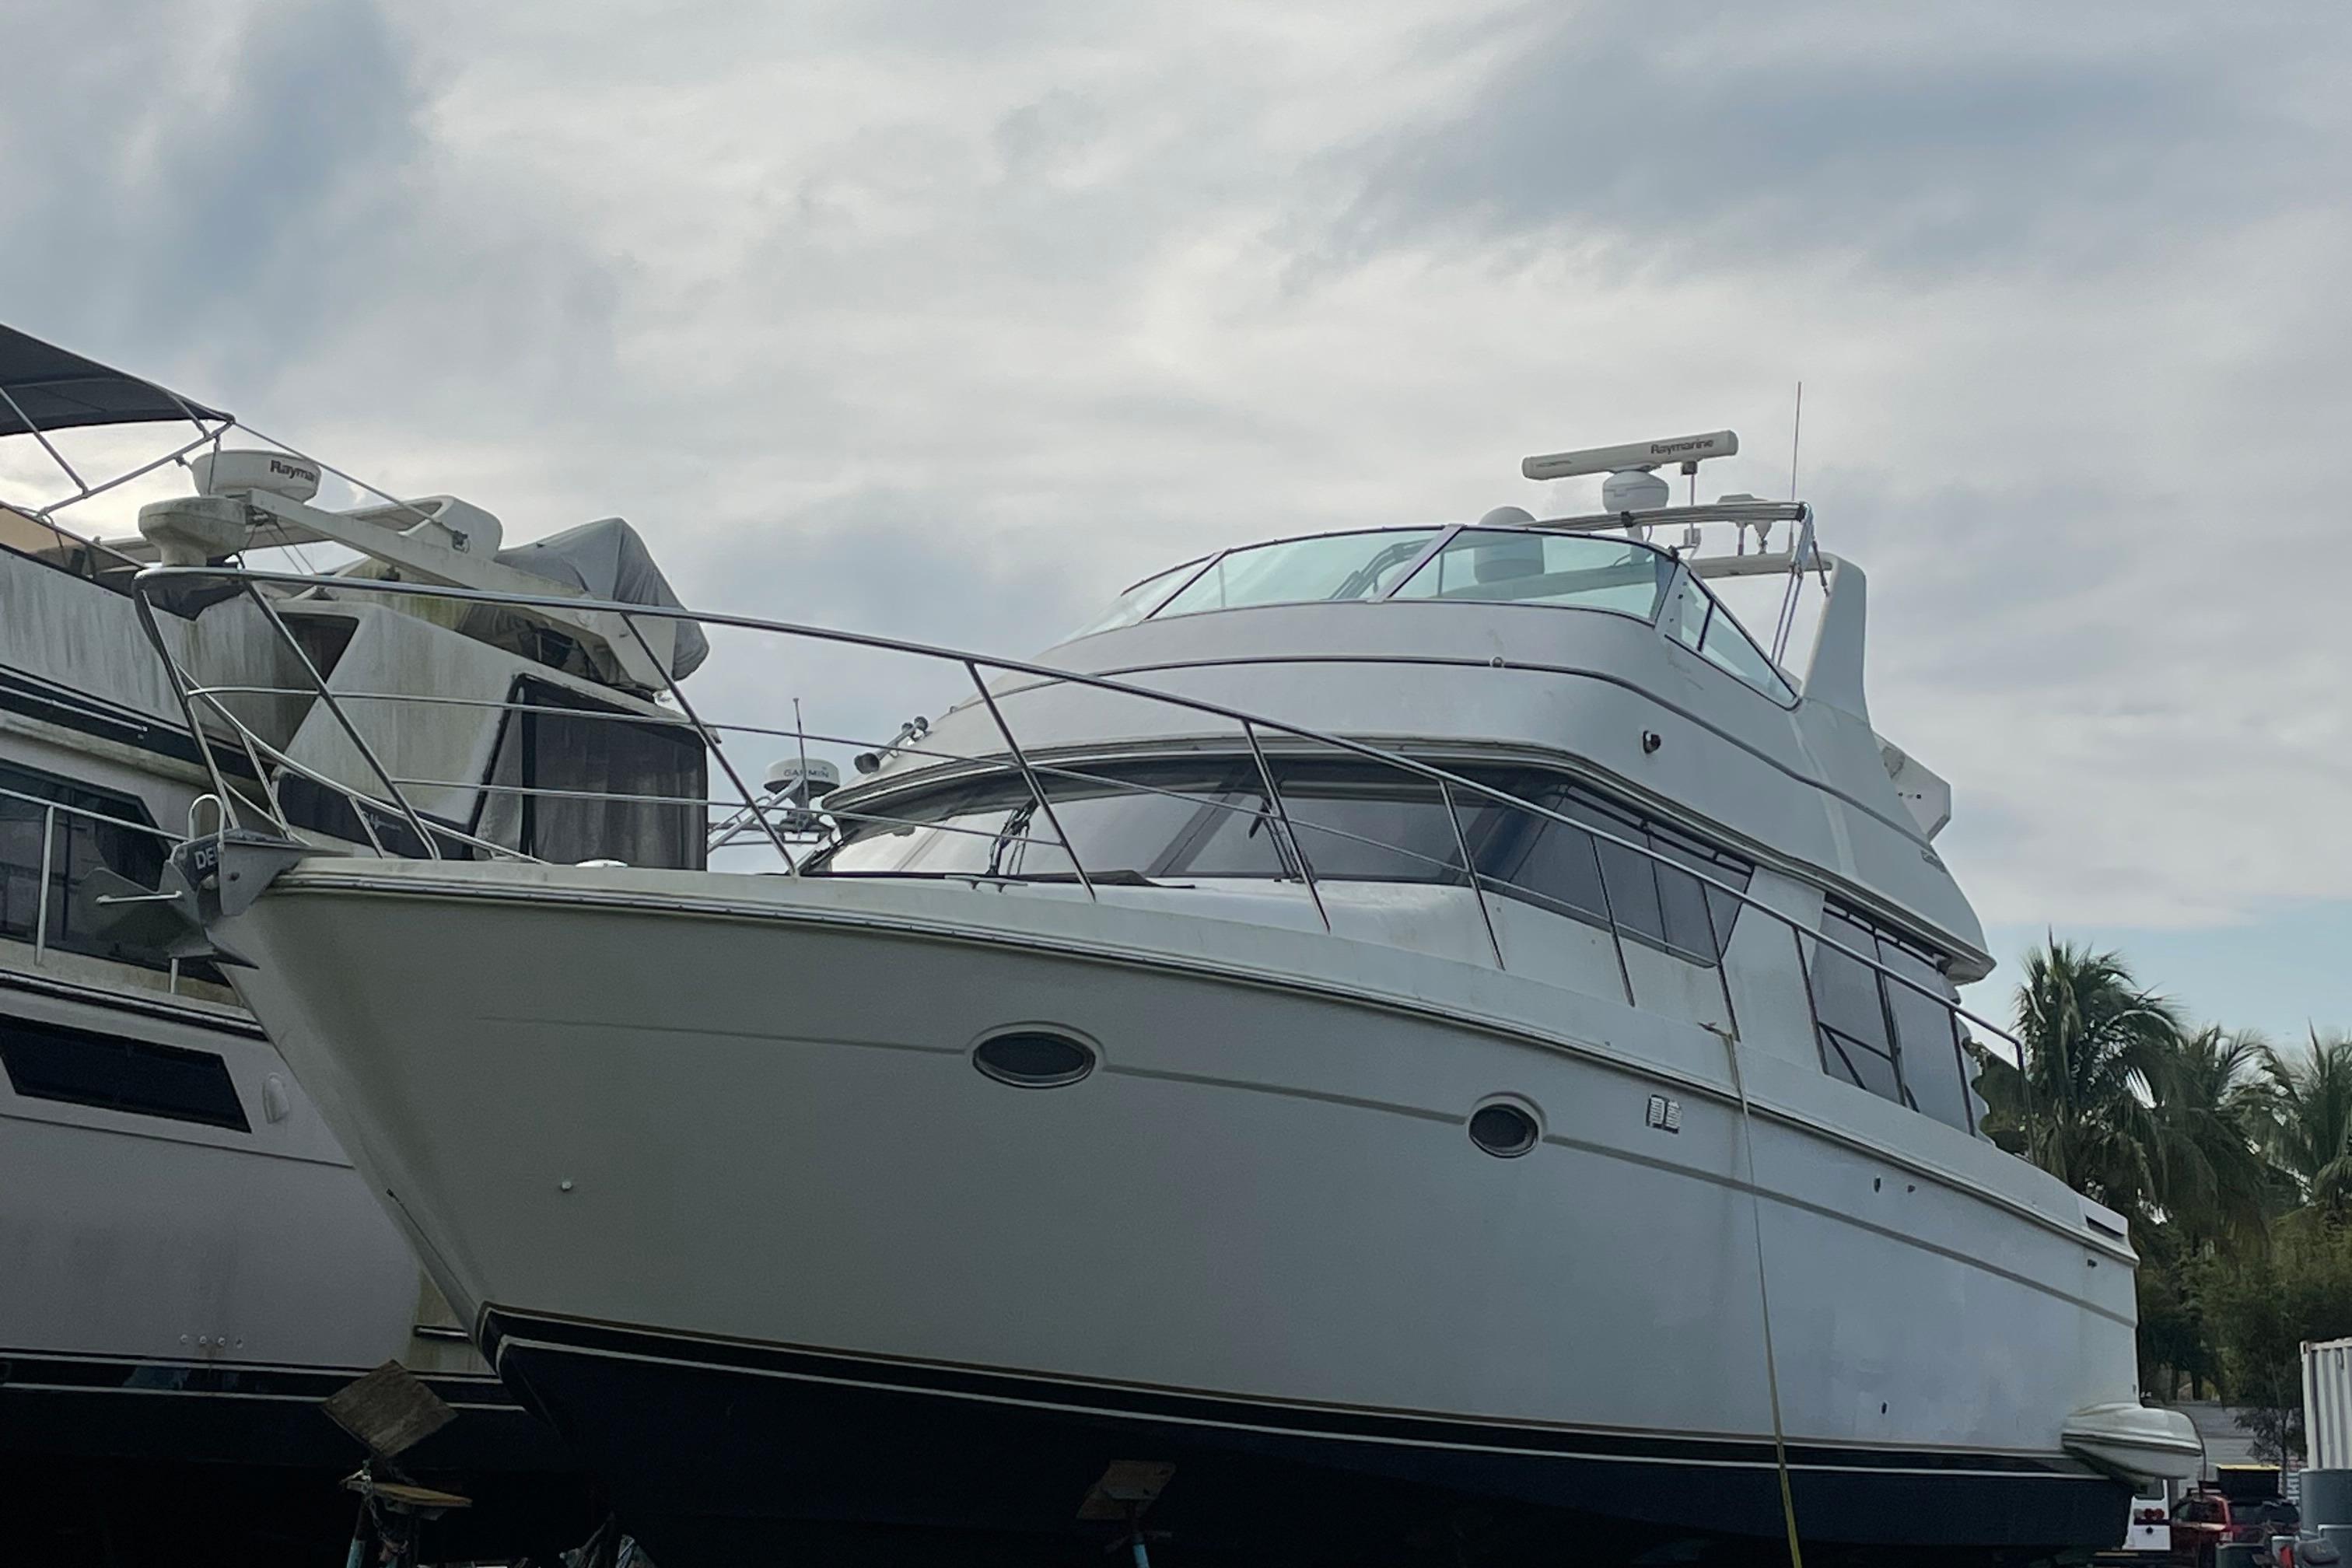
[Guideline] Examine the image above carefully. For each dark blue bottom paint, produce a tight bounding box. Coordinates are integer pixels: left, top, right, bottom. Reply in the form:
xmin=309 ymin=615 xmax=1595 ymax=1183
xmin=0 ymin=1357 xmax=597 ymax=1566
xmin=488 ymin=1309 xmax=2130 ymax=1567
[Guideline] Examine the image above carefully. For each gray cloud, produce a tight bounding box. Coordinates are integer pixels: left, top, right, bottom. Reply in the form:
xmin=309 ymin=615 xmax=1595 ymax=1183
xmin=5 ymin=0 xmax=2350 ymax=953
xmin=3 ymin=0 xmax=423 ymax=385
xmin=1324 ymin=2 xmax=2341 ymax=278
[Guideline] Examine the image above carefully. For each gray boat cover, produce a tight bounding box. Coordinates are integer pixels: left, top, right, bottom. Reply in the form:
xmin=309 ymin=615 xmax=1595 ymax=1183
xmin=495 ymin=517 xmax=709 ymax=679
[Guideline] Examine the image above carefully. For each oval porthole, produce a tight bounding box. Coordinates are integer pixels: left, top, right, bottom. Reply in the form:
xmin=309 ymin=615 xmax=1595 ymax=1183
xmin=1468 ymin=1102 xmax=1539 ymax=1159
xmin=972 ymin=1031 xmax=1096 ymax=1089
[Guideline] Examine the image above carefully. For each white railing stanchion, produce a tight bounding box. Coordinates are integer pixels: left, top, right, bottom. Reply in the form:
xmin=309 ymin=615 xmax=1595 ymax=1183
xmin=1241 ymin=720 xmax=1328 ymax=933
xmin=241 ymin=583 xmax=441 ymax=858
xmin=1584 ymin=827 xmax=1638 ymax=1008
xmin=1440 ymin=779 xmax=1504 ymax=970
xmin=964 ymin=662 xmax=1093 ymax=902
xmin=33 ymin=803 xmax=54 ymax=965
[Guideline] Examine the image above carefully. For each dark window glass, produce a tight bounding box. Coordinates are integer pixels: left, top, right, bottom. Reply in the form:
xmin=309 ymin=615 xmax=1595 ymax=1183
xmin=1821 ymin=1028 xmax=1902 ymax=1102
xmin=972 ymin=1031 xmax=1095 ymax=1087
xmin=1472 ymin=797 xmax=1611 ymax=926
xmin=1808 ymin=901 xmax=1975 ymax=1128
xmin=1880 ymin=939 xmax=1971 ymax=1132
xmin=0 ymin=763 xmax=181 ymax=972
xmin=1647 ymin=823 xmax=1745 ymax=957
xmin=0 ymin=1015 xmax=248 ymax=1131
xmin=1276 ymin=766 xmax=1465 ymax=884
xmin=1592 ymin=837 xmax=1663 ymax=945
xmin=482 ymin=679 xmax=709 ymax=870
xmin=278 ymin=778 xmax=470 ymax=861
xmin=1654 ymin=863 xmax=1718 ymax=964
xmin=817 ymin=758 xmax=1756 ymax=975
xmin=1810 ymin=913 xmax=1895 ymax=1052
xmin=1158 ymin=782 xmax=1289 ymax=879
xmin=1048 ymin=768 xmax=1240 ymax=877
xmin=1468 ymin=1103 xmax=1539 ymax=1157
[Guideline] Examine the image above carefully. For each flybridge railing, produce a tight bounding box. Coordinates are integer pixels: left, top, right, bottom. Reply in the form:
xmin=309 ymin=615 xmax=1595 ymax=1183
xmin=128 ymin=562 xmax=2039 ymax=1148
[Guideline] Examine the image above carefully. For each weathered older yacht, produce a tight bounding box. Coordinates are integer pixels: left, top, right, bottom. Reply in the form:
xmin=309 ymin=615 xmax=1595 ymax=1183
xmin=0 ymin=325 xmax=708 ymax=1560
xmin=156 ymin=426 xmax=2196 ymax=1565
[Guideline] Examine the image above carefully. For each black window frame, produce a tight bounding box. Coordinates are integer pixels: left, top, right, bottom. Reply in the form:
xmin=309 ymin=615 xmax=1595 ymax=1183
xmin=814 ymin=758 xmax=1757 ymax=969
xmin=0 ymin=760 xmax=205 ymax=976
xmin=0 ymin=1013 xmax=249 ymax=1131
xmin=478 ymin=676 xmax=711 ymax=871
xmin=1804 ymin=898 xmax=1976 ymax=1134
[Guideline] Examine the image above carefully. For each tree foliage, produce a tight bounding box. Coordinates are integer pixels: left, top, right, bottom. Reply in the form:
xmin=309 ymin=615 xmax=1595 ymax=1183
xmin=1993 ymin=939 xmax=2350 ymax=1451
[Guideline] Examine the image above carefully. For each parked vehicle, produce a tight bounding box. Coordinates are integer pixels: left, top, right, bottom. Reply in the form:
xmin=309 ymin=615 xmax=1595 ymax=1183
xmin=2173 ymin=1493 xmax=2303 ymax=1567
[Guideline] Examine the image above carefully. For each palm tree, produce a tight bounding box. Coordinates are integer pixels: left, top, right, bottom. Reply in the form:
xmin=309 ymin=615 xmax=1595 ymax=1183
xmin=2154 ymin=1025 xmax=2277 ymax=1250
xmin=2263 ymin=1028 xmax=2352 ymax=1216
xmin=2007 ymin=938 xmax=2183 ymax=1223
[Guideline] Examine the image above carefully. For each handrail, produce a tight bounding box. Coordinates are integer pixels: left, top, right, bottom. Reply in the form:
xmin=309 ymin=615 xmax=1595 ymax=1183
xmin=0 ymin=780 xmax=216 ymax=993
xmin=125 ymin=561 xmax=2034 ymax=1139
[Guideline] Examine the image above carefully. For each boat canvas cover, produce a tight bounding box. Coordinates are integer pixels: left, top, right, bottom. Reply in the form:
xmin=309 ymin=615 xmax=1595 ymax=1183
xmin=0 ymin=324 xmax=228 ymax=436
xmin=495 ymin=516 xmax=710 ymax=679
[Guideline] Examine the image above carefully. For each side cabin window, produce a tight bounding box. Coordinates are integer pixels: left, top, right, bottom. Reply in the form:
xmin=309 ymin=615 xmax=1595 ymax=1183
xmin=0 ymin=761 xmax=183 ymax=971
xmin=0 ymin=1014 xmax=248 ymax=1132
xmin=1807 ymin=900 xmax=1974 ymax=1132
xmin=816 ymin=759 xmax=1753 ymax=967
xmin=481 ymin=677 xmax=709 ymax=870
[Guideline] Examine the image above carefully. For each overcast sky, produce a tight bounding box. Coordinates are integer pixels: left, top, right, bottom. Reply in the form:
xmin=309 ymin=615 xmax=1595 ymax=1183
xmin=7 ymin=0 xmax=2348 ymax=1038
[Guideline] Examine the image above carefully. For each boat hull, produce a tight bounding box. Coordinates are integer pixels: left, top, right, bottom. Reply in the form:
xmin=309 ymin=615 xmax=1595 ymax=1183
xmin=0 ymin=968 xmax=594 ymax=1564
xmin=487 ymin=1306 xmax=2121 ymax=1566
xmin=219 ymin=861 xmax=2140 ymax=1564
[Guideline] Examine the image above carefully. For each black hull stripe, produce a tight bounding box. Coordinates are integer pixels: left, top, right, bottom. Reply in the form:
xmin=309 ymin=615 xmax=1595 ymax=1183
xmin=482 ymin=1308 xmax=2089 ymax=1482
xmin=0 ymin=960 xmax=263 ymax=1038
xmin=0 ymin=1351 xmax=515 ymax=1412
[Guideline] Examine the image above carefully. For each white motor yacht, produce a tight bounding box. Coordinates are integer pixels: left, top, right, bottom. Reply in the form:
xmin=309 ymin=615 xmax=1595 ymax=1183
xmin=158 ymin=428 xmax=2196 ymax=1565
xmin=0 ymin=325 xmax=712 ymax=1561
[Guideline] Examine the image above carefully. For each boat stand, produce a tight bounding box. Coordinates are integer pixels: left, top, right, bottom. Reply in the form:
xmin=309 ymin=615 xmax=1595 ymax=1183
xmin=339 ymin=1462 xmax=471 ymax=1568
xmin=1080 ymin=1460 xmax=1176 ymax=1567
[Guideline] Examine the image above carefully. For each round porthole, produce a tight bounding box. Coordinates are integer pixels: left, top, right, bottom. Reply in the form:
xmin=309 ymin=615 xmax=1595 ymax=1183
xmin=1468 ymin=1102 xmax=1539 ymax=1159
xmin=972 ymin=1031 xmax=1097 ymax=1089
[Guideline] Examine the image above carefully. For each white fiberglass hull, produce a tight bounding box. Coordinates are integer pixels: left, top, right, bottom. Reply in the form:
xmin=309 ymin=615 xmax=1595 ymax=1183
xmin=221 ymin=859 xmax=2141 ymax=1565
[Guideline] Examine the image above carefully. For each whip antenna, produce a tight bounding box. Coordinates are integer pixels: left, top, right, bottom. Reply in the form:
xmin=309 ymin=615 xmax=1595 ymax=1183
xmin=1788 ymin=381 xmax=1803 ymax=500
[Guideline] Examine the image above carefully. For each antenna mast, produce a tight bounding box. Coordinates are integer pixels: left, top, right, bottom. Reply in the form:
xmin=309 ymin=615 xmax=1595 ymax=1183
xmin=1788 ymin=382 xmax=1803 ymax=500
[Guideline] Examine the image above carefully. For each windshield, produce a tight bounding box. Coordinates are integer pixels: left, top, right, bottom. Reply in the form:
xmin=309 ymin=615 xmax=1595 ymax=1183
xmin=1065 ymin=558 xmax=1208 ymax=639
xmin=1661 ymin=566 xmax=1797 ymax=701
xmin=1152 ymin=529 xmax=1441 ymax=618
xmin=1389 ymin=530 xmax=1671 ymax=619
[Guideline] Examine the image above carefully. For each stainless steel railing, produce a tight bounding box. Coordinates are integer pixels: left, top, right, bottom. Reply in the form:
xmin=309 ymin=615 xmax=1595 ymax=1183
xmin=0 ymin=781 xmax=208 ymax=992
xmin=128 ymin=562 xmax=2039 ymax=1145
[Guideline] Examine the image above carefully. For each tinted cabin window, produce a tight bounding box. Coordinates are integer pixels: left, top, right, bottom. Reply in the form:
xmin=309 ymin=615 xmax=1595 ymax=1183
xmin=484 ymin=678 xmax=709 ymax=870
xmin=0 ymin=1014 xmax=248 ymax=1131
xmin=1879 ymin=938 xmax=1971 ymax=1131
xmin=0 ymin=763 xmax=182 ymax=971
xmin=1807 ymin=901 xmax=1973 ymax=1133
xmin=816 ymin=760 xmax=1755 ymax=969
